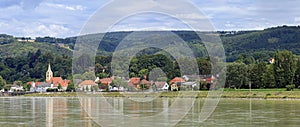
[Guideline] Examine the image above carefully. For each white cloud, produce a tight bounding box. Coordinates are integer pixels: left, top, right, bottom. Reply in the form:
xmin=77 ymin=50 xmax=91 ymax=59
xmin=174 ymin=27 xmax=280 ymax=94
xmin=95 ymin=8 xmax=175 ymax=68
xmin=27 ymin=24 xmax=73 ymax=37
xmin=175 ymin=13 xmax=210 ymax=20
xmin=2 ymin=0 xmax=300 ymax=37
xmin=0 ymin=22 xmax=8 ymax=27
xmin=294 ymin=17 xmax=300 ymax=23
xmin=44 ymin=3 xmax=86 ymax=11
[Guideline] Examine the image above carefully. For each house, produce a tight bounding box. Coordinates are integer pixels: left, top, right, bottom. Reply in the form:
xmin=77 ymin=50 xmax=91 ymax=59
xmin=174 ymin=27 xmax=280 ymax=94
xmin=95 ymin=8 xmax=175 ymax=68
xmin=78 ymin=80 xmax=98 ymax=92
xmin=154 ymin=82 xmax=169 ymax=91
xmin=47 ymin=77 xmax=70 ymax=90
xmin=9 ymin=84 xmax=24 ymax=92
xmin=27 ymin=82 xmax=42 ymax=92
xmin=182 ymin=75 xmax=200 ymax=81
xmin=204 ymin=75 xmax=216 ymax=84
xmin=128 ymin=77 xmax=154 ymax=91
xmin=99 ymin=78 xmax=113 ymax=85
xmin=35 ymin=82 xmax=52 ymax=92
xmin=95 ymin=77 xmax=115 ymax=91
xmin=169 ymin=77 xmax=185 ymax=91
xmin=128 ymin=77 xmax=141 ymax=87
xmin=138 ymin=79 xmax=151 ymax=90
xmin=182 ymin=82 xmax=197 ymax=90
xmin=269 ymin=58 xmax=275 ymax=64
xmin=169 ymin=77 xmax=185 ymax=84
xmin=170 ymin=84 xmax=178 ymax=91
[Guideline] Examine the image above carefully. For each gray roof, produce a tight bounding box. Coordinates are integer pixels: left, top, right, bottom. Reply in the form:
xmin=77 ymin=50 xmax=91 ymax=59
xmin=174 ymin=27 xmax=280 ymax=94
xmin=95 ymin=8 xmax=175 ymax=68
xmin=37 ymin=82 xmax=51 ymax=87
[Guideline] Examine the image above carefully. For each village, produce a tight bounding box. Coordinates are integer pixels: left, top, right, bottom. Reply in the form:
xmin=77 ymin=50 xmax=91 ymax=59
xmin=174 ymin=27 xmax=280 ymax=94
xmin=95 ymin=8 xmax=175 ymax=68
xmin=2 ymin=63 xmax=216 ymax=94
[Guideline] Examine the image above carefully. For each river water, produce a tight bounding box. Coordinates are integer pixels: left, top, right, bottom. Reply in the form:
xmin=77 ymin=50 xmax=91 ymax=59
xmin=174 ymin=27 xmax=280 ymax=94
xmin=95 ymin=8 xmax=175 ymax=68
xmin=0 ymin=97 xmax=299 ymax=127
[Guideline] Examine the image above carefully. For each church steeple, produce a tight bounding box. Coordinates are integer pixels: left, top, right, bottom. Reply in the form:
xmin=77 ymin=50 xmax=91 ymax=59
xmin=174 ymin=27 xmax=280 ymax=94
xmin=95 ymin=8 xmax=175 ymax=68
xmin=46 ymin=63 xmax=53 ymax=82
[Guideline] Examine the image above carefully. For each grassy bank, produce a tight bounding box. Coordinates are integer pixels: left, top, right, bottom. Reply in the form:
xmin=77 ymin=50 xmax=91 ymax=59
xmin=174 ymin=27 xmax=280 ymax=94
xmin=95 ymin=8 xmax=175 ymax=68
xmin=20 ymin=89 xmax=300 ymax=99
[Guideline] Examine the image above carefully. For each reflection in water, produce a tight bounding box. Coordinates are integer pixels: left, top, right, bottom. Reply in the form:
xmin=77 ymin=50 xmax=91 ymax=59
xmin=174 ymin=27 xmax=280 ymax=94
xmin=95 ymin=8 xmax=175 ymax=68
xmin=0 ymin=97 xmax=300 ymax=127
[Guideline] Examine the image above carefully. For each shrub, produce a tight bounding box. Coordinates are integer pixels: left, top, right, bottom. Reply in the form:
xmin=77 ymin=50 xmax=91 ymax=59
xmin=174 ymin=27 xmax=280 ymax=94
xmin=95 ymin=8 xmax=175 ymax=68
xmin=46 ymin=88 xmax=58 ymax=92
xmin=286 ymin=84 xmax=295 ymax=91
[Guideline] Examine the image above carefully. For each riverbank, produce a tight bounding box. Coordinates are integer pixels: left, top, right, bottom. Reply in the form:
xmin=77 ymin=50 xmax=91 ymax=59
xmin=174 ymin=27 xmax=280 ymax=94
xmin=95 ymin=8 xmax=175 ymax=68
xmin=19 ymin=89 xmax=300 ymax=99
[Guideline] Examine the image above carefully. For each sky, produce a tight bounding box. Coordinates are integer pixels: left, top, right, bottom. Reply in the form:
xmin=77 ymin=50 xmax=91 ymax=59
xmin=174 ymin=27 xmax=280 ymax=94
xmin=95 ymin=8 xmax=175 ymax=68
xmin=1 ymin=0 xmax=300 ymax=38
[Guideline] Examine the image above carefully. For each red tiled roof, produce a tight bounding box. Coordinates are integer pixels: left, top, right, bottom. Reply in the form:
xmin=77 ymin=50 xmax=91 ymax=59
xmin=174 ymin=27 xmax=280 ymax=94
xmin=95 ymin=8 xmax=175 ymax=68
xmin=169 ymin=77 xmax=185 ymax=84
xmin=100 ymin=78 xmax=113 ymax=85
xmin=140 ymin=79 xmax=150 ymax=85
xmin=129 ymin=77 xmax=140 ymax=86
xmin=79 ymin=80 xmax=97 ymax=86
xmin=60 ymin=80 xmax=70 ymax=87
xmin=27 ymin=82 xmax=43 ymax=87
xmin=205 ymin=77 xmax=215 ymax=83
xmin=46 ymin=77 xmax=70 ymax=87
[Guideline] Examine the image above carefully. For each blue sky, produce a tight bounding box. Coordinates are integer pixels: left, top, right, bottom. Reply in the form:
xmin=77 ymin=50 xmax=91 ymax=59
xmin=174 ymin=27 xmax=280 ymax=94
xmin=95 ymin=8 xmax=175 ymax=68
xmin=1 ymin=0 xmax=300 ymax=38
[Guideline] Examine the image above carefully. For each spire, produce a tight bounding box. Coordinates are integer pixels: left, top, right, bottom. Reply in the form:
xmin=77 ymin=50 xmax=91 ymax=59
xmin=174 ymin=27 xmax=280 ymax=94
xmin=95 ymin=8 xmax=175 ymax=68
xmin=46 ymin=63 xmax=53 ymax=82
xmin=48 ymin=63 xmax=51 ymax=71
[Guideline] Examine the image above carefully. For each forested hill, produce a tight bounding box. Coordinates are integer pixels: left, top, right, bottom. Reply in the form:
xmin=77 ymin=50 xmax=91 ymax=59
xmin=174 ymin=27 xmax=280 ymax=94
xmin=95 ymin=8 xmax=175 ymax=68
xmin=222 ymin=26 xmax=300 ymax=61
xmin=1 ymin=25 xmax=300 ymax=61
xmin=0 ymin=42 xmax=72 ymax=59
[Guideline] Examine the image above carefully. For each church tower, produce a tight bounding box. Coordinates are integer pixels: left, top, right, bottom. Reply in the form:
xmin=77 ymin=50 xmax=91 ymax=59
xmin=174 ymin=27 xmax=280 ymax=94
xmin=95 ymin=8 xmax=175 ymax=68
xmin=46 ymin=63 xmax=53 ymax=82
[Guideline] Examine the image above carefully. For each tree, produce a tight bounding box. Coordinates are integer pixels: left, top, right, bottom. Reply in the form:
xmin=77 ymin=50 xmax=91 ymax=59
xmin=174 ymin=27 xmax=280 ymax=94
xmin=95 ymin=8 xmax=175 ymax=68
xmin=138 ymin=69 xmax=149 ymax=78
xmin=112 ymin=77 xmax=128 ymax=88
xmin=274 ymin=50 xmax=296 ymax=88
xmin=92 ymin=85 xmax=99 ymax=92
xmin=14 ymin=80 xmax=23 ymax=86
xmin=58 ymin=83 xmax=62 ymax=90
xmin=262 ymin=64 xmax=276 ymax=88
xmin=0 ymin=76 xmax=6 ymax=90
xmin=226 ymin=63 xmax=248 ymax=89
xmin=82 ymin=72 xmax=96 ymax=80
xmin=24 ymin=83 xmax=31 ymax=91
xmin=66 ymin=82 xmax=75 ymax=92
xmin=248 ymin=62 xmax=266 ymax=88
xmin=197 ymin=58 xmax=211 ymax=75
xmin=294 ymin=60 xmax=300 ymax=88
xmin=236 ymin=54 xmax=255 ymax=65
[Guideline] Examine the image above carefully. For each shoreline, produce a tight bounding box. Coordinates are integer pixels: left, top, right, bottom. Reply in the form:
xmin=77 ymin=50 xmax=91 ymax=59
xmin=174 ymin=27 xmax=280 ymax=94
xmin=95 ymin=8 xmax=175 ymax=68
xmin=1 ymin=90 xmax=299 ymax=100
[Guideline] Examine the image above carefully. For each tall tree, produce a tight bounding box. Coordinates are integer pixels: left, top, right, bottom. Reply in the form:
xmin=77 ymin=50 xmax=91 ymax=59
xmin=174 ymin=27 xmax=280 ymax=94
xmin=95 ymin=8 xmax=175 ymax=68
xmin=294 ymin=59 xmax=300 ymax=88
xmin=66 ymin=82 xmax=76 ymax=92
xmin=274 ymin=50 xmax=296 ymax=88
xmin=197 ymin=58 xmax=211 ymax=75
xmin=262 ymin=64 xmax=276 ymax=88
xmin=226 ymin=62 xmax=248 ymax=89
xmin=248 ymin=62 xmax=267 ymax=88
xmin=0 ymin=75 xmax=6 ymax=90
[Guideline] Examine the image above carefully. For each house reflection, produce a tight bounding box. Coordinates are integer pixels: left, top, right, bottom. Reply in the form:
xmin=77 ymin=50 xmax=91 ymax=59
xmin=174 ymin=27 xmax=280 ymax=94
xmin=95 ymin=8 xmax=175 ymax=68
xmin=42 ymin=97 xmax=171 ymax=127
xmin=46 ymin=98 xmax=68 ymax=127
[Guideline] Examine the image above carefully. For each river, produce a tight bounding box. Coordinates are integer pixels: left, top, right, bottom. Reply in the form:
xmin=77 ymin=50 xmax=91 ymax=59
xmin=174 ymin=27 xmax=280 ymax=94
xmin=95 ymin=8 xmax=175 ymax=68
xmin=0 ymin=97 xmax=299 ymax=127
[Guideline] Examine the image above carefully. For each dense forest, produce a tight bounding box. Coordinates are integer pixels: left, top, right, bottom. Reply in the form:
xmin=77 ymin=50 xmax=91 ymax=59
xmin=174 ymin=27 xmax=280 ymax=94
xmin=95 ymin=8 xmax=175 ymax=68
xmin=0 ymin=25 xmax=300 ymax=90
xmin=2 ymin=25 xmax=300 ymax=61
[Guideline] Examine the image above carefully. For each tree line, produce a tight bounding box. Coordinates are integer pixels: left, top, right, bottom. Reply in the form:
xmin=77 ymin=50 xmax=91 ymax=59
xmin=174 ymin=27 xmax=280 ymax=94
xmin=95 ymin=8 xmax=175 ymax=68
xmin=0 ymin=49 xmax=299 ymax=90
xmin=226 ymin=50 xmax=300 ymax=90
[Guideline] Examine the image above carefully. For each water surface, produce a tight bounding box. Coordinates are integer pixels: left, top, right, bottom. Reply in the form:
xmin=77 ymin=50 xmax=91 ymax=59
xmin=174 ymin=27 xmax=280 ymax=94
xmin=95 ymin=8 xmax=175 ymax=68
xmin=0 ymin=97 xmax=299 ymax=127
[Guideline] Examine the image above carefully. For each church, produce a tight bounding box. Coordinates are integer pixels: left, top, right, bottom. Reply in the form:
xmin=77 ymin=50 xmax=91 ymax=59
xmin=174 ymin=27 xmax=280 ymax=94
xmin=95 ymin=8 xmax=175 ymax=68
xmin=45 ymin=64 xmax=70 ymax=90
xmin=29 ymin=64 xmax=70 ymax=92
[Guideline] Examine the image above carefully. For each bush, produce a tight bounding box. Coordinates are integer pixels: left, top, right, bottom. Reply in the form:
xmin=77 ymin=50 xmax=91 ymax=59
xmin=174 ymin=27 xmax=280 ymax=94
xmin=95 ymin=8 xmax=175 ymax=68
xmin=286 ymin=84 xmax=295 ymax=91
xmin=46 ymin=88 xmax=58 ymax=92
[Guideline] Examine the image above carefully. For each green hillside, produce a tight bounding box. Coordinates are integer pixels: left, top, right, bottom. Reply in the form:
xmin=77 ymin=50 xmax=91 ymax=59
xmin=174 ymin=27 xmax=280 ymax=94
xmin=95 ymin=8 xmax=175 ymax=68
xmin=0 ymin=41 xmax=72 ymax=58
xmin=222 ymin=26 xmax=300 ymax=61
xmin=75 ymin=26 xmax=300 ymax=61
xmin=1 ymin=25 xmax=300 ymax=61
